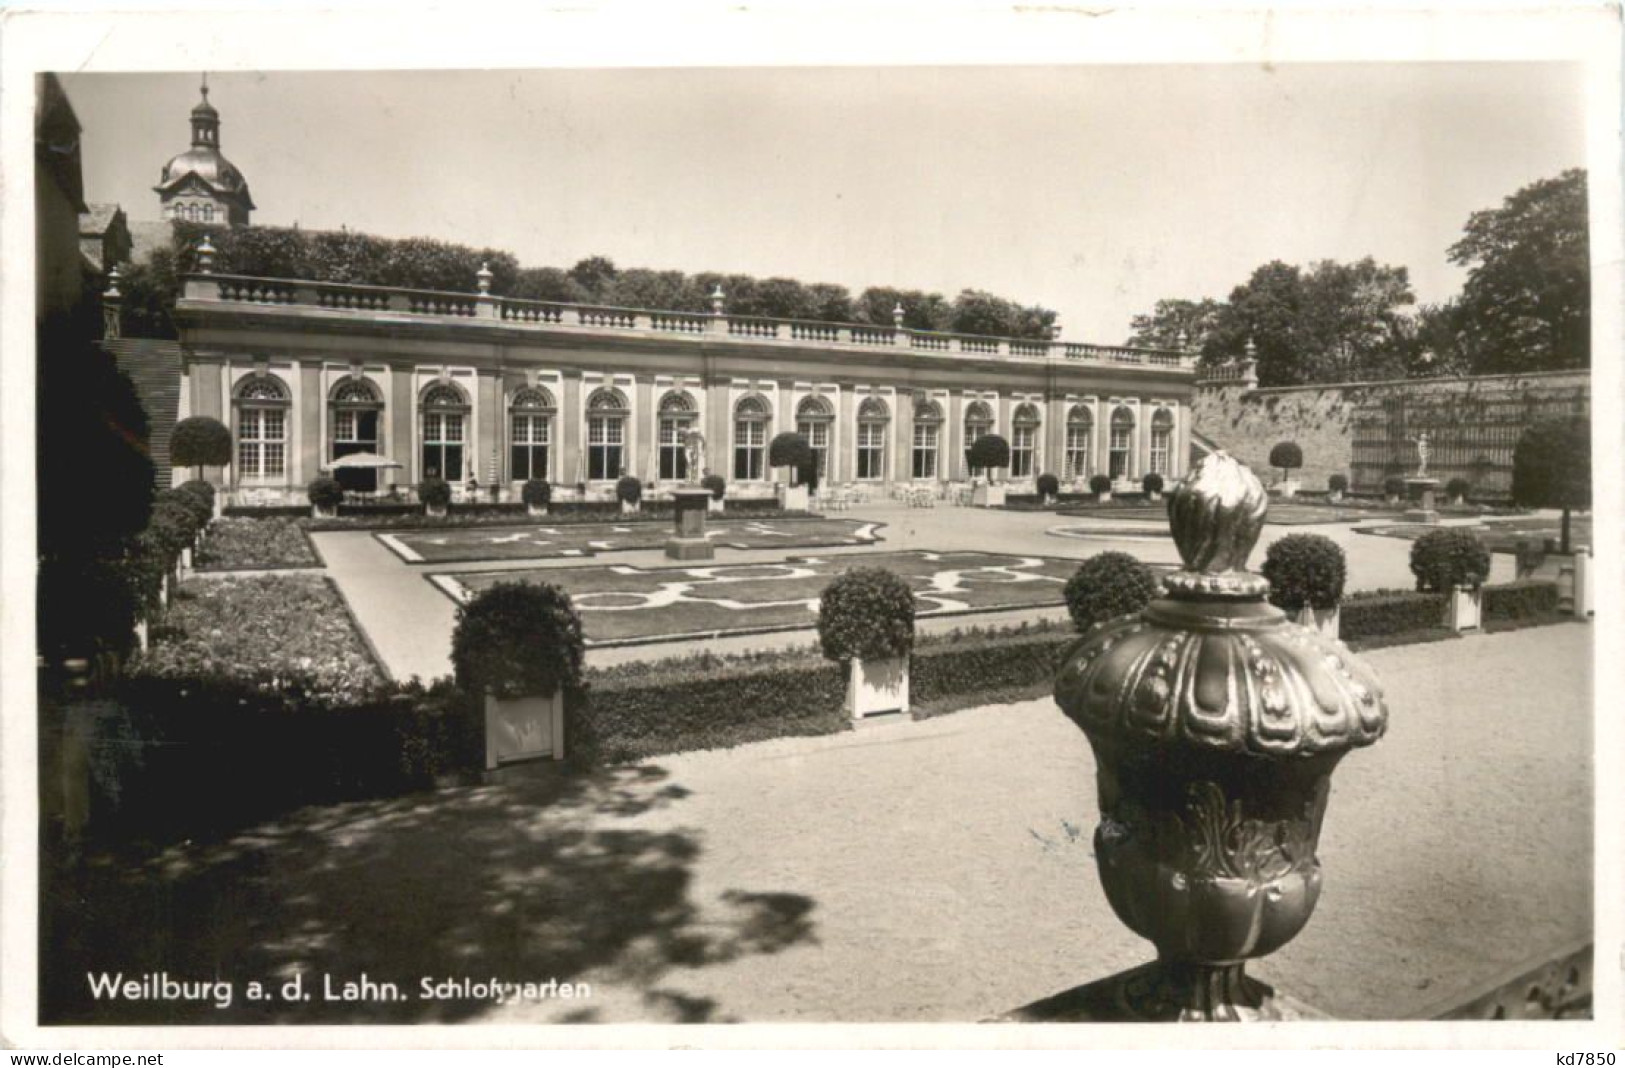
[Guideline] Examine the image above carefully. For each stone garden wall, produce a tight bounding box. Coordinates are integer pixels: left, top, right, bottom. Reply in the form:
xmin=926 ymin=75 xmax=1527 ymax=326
xmin=1192 ymin=369 xmax=1591 ymax=498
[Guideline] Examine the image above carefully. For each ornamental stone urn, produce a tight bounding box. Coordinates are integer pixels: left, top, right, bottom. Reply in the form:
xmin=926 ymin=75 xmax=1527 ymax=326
xmin=1024 ymin=451 xmax=1388 ymax=1022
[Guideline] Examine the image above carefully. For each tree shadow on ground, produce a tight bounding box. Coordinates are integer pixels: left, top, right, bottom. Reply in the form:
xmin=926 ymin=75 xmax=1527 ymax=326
xmin=42 ymin=764 xmax=815 ymax=1024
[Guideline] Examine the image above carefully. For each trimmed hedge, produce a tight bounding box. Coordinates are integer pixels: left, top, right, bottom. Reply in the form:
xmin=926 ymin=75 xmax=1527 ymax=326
xmin=910 ymin=627 xmax=1075 ymax=712
xmin=1063 ymin=552 xmax=1159 ymax=632
xmin=1262 ymin=533 xmax=1346 ymax=611
xmin=1141 ymin=473 xmax=1165 ymax=495
xmin=575 ymin=655 xmax=847 ymax=765
xmin=702 ymin=474 xmax=726 ymax=500
xmin=1090 ymin=474 xmax=1113 ymax=495
xmin=1329 ymin=473 xmax=1349 ymax=493
xmin=1036 ymin=473 xmax=1060 ymax=498
xmin=307 ymin=476 xmax=345 ymax=510
xmin=451 ymin=581 xmax=584 ymax=699
xmin=522 ymin=479 xmax=551 ymax=507
xmin=1410 ymin=528 xmax=1491 ymax=592
xmin=1483 ymin=579 xmax=1559 ymax=621
xmin=1339 ymin=589 xmax=1446 ymax=640
xmin=418 ymin=477 xmax=452 ymax=509
xmin=817 ymin=568 xmax=916 ymax=661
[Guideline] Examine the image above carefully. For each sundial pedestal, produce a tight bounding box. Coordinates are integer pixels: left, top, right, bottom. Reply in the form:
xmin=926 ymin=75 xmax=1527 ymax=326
xmin=1403 ymin=477 xmax=1441 ymax=524
xmin=666 ymin=488 xmax=715 ymax=561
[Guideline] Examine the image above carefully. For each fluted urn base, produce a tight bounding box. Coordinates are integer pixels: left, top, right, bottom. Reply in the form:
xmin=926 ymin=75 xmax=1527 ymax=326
xmin=996 ymin=960 xmax=1327 ymax=1023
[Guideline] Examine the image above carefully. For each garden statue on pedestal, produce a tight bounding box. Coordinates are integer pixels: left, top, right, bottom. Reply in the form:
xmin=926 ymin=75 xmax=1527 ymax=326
xmin=1402 ymin=432 xmax=1441 ymax=523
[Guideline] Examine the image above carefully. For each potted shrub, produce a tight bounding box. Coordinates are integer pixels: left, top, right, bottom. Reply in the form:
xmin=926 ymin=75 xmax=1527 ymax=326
xmin=177 ymin=479 xmax=217 ymax=528
xmin=1383 ymin=475 xmax=1406 ymax=506
xmin=1063 ymin=551 xmax=1160 ymax=633
xmin=769 ymin=432 xmax=815 ymax=512
xmin=1141 ymin=472 xmax=1165 ymax=502
xmin=1446 ymin=477 xmax=1471 ymax=507
xmin=1036 ymin=472 xmax=1060 ymax=506
xmin=307 ymin=475 xmax=345 ymax=519
xmin=616 ymin=474 xmax=643 ymax=514
xmin=1261 ymin=533 xmax=1347 ymax=637
xmin=1328 ymin=473 xmax=1349 ymax=503
xmin=702 ymin=473 xmax=727 ymax=513
xmin=968 ymin=434 xmax=1010 ymax=507
xmin=1410 ymin=527 xmax=1491 ymax=632
xmin=818 ymin=567 xmax=916 ymax=719
xmin=419 ymin=476 xmax=452 ymax=518
xmin=1268 ymin=441 xmax=1303 ymax=497
xmin=170 ymin=415 xmax=232 ymax=511
xmin=150 ymin=498 xmax=199 ymax=580
xmin=452 ymin=581 xmax=583 ymax=768
xmin=1090 ymin=473 xmax=1113 ymax=504
xmin=1512 ymin=416 xmax=1591 ymax=615
xmin=522 ymin=478 xmax=551 ymax=517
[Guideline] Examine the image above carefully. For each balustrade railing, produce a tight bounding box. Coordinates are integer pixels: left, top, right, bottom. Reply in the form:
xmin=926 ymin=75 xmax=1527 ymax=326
xmin=186 ymin=272 xmax=1194 ymax=370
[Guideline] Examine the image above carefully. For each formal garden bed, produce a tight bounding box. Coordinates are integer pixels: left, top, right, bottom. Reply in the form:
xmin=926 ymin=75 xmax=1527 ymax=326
xmin=377 ymin=516 xmax=882 ymax=564
xmin=132 ymin=573 xmax=386 ymax=703
xmin=1356 ymin=514 xmax=1591 ymax=554
xmin=194 ymin=516 xmax=322 ymax=571
xmin=222 ymin=500 xmax=812 ymax=530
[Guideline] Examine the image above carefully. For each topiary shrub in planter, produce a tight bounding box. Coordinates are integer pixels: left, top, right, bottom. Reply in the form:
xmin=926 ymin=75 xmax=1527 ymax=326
xmin=1262 ymin=533 xmax=1347 ymax=637
xmin=1141 ymin=472 xmax=1165 ymax=500
xmin=170 ymin=415 xmax=232 ymax=481
xmin=1411 ymin=527 xmax=1491 ymax=633
xmin=1446 ymin=477 xmax=1471 ymax=506
xmin=522 ymin=478 xmax=551 ymax=516
xmin=419 ymin=477 xmax=452 ymax=517
xmin=702 ymin=473 xmax=727 ymax=512
xmin=1089 ymin=473 xmax=1113 ymax=502
xmin=178 ymin=479 xmax=216 ymax=516
xmin=158 ymin=486 xmax=213 ymax=532
xmin=1268 ymin=441 xmax=1303 ymax=496
xmin=818 ymin=567 xmax=916 ymax=718
xmin=967 ymin=434 xmax=1010 ymax=481
xmin=1036 ymin=473 xmax=1060 ymax=504
xmin=1328 ymin=473 xmax=1349 ymax=502
xmin=769 ymin=433 xmax=814 ymax=510
xmin=1384 ymin=475 xmax=1406 ymax=504
xmin=307 ymin=475 xmax=345 ymax=517
xmin=616 ymin=474 xmax=643 ymax=513
xmin=452 ymin=581 xmax=583 ymax=768
xmin=1064 ymin=551 xmax=1159 ymax=633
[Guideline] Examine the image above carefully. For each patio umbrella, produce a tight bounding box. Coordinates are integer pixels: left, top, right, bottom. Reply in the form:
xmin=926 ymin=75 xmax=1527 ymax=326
xmin=327 ymin=452 xmax=402 ymax=470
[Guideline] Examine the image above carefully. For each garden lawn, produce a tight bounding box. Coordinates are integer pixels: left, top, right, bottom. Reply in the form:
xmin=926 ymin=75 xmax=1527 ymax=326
xmin=430 ymin=550 xmax=1086 ymax=645
xmin=377 ymin=517 xmax=883 ymax=563
xmin=196 ymin=517 xmax=321 ymax=570
xmin=1357 ymin=514 xmax=1591 ymax=553
xmin=132 ymin=574 xmax=385 ymax=705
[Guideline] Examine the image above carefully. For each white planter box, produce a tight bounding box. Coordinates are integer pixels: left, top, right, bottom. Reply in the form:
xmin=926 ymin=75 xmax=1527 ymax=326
xmin=179 ymin=546 xmax=192 ymax=573
xmin=1096 ymin=491 xmax=1112 ymax=504
xmin=1273 ymin=480 xmax=1300 ymax=498
xmin=846 ymin=656 xmax=910 ymax=719
xmin=1446 ymin=586 xmax=1482 ymax=633
xmin=311 ymin=505 xmax=337 ymax=519
xmin=707 ymin=496 xmax=725 ymax=513
xmin=133 ymin=617 xmax=148 ymax=653
xmin=621 ymin=499 xmax=641 ymax=515
xmin=779 ymin=484 xmax=810 ymax=512
xmin=426 ymin=503 xmax=448 ymax=517
xmin=971 ymin=483 xmax=1006 ymax=508
xmin=484 ymin=691 xmax=566 ymax=769
xmin=1293 ymin=605 xmax=1341 ymax=639
xmin=1328 ymin=491 xmax=1344 ymax=503
xmin=526 ymin=503 xmax=548 ymax=517
xmin=1148 ymin=492 xmax=1163 ymax=502
xmin=1574 ymin=548 xmax=1594 ymax=617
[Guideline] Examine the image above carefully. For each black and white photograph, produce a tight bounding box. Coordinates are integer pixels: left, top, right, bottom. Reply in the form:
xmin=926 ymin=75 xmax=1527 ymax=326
xmin=3 ymin=2 xmax=1620 ymax=1053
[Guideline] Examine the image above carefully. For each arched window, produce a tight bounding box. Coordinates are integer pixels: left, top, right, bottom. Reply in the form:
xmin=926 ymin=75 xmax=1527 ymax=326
xmin=733 ymin=394 xmax=771 ymax=481
xmin=657 ymin=391 xmax=697 ymax=481
xmin=510 ymin=385 xmax=555 ymax=482
xmin=857 ymin=396 xmax=890 ymax=481
xmin=1065 ymin=406 xmax=1094 ymax=479
xmin=420 ymin=382 xmax=469 ymax=482
xmin=964 ymin=400 xmax=994 ymax=477
xmin=1109 ymin=406 xmax=1136 ymax=480
xmin=1150 ymin=408 xmax=1176 ymax=477
xmin=586 ymin=387 xmax=629 ymax=481
xmin=234 ymin=373 xmax=290 ymax=483
xmin=329 ymin=376 xmax=384 ymax=492
xmin=1011 ymin=403 xmax=1041 ymax=479
xmin=796 ymin=395 xmax=834 ymax=481
xmin=912 ymin=398 xmax=943 ymax=480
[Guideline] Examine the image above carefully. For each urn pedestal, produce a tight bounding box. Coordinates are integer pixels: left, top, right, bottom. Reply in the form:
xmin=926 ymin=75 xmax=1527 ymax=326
xmin=666 ymin=487 xmax=715 ymax=560
xmin=1403 ymin=477 xmax=1441 ymax=524
xmin=1010 ymin=451 xmax=1388 ymax=1023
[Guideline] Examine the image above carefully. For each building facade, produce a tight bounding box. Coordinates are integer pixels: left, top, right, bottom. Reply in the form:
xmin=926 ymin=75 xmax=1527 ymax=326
xmin=167 ymin=262 xmax=1198 ymax=502
xmin=154 ymin=81 xmax=255 ymax=227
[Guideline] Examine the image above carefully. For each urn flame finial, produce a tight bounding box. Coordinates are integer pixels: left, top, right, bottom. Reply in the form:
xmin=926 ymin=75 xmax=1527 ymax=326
xmin=1165 ymin=451 xmax=1270 ymax=598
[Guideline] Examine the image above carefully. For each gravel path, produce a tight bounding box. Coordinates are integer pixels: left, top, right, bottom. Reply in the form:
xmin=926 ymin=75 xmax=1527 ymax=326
xmin=46 ymin=625 xmax=1588 ymax=1024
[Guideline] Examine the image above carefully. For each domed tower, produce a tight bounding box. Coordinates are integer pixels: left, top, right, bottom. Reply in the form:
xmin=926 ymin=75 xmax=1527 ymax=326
xmin=154 ymin=77 xmax=255 ymax=226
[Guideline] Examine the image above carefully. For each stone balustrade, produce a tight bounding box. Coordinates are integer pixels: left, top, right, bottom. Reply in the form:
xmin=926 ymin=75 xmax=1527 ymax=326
xmin=182 ymin=271 xmax=1197 ymax=373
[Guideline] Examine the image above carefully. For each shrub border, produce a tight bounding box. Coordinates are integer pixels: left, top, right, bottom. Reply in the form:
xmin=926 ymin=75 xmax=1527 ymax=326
xmin=193 ymin=519 xmax=328 ymax=573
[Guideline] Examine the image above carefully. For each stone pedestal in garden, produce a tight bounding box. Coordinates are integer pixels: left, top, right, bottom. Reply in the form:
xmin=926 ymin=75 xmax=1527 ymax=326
xmin=1403 ymin=477 xmax=1441 ymax=524
xmin=666 ymin=487 xmax=715 ymax=560
xmin=1006 ymin=451 xmax=1388 ymax=1022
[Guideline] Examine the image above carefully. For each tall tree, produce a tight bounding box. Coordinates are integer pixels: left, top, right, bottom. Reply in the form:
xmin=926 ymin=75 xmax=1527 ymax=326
xmin=1448 ymin=168 xmax=1588 ymax=374
xmin=1125 ymin=297 xmax=1224 ymax=351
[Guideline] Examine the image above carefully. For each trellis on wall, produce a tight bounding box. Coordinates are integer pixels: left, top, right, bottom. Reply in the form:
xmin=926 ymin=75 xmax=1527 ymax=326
xmin=1350 ymin=386 xmax=1589 ymax=498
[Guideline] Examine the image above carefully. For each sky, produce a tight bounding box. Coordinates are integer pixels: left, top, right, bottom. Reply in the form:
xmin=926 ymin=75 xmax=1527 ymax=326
xmin=59 ymin=63 xmax=1586 ymax=345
